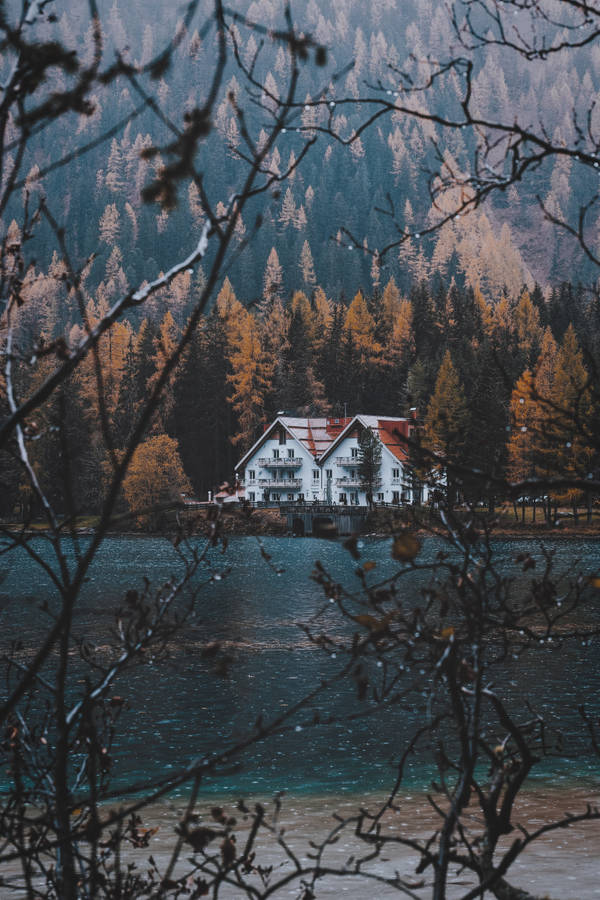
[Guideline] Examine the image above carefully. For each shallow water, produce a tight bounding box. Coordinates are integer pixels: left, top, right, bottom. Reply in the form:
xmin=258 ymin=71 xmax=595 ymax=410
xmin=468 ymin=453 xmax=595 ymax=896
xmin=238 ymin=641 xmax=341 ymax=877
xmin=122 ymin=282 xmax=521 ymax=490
xmin=1 ymin=535 xmax=599 ymax=796
xmin=115 ymin=787 xmax=600 ymax=899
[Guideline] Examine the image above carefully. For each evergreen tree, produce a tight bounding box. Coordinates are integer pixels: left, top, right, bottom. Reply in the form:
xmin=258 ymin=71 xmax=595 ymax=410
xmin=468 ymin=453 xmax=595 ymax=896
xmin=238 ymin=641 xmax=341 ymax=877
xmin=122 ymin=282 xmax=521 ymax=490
xmin=299 ymin=239 xmax=317 ymax=288
xmin=357 ymin=426 xmax=382 ymax=507
xmin=262 ymin=247 xmax=283 ymax=304
xmin=172 ymin=311 xmax=233 ymax=496
xmin=423 ymin=351 xmax=470 ymax=504
xmin=228 ymin=315 xmax=271 ymax=451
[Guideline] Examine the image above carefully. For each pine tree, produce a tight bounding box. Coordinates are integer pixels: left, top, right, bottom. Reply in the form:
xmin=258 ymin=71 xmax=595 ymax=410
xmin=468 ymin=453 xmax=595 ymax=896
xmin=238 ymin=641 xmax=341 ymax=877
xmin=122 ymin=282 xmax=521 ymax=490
xmin=105 ymin=138 xmax=124 ymax=193
xmin=147 ymin=310 xmax=181 ymax=432
xmin=99 ymin=203 xmax=121 ymax=245
xmin=299 ymin=240 xmax=316 ymax=288
xmin=357 ymin=426 xmax=382 ymax=506
xmin=344 ymin=291 xmax=377 ymax=352
xmin=424 ymin=351 xmax=470 ymax=504
xmin=278 ymin=187 xmax=296 ymax=229
xmin=549 ymin=325 xmax=595 ymax=515
xmin=172 ymin=311 xmax=233 ymax=496
xmin=514 ymin=289 xmax=543 ymax=368
xmin=263 ymin=247 xmax=283 ymax=304
xmin=228 ymin=315 xmax=271 ymax=451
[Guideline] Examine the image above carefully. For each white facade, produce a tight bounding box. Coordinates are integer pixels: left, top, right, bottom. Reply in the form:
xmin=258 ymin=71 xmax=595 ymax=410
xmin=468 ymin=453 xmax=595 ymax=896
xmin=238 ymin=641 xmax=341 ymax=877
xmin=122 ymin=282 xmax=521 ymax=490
xmin=235 ymin=415 xmax=432 ymax=506
xmin=241 ymin=428 xmax=321 ymax=503
xmin=323 ymin=434 xmax=409 ymax=506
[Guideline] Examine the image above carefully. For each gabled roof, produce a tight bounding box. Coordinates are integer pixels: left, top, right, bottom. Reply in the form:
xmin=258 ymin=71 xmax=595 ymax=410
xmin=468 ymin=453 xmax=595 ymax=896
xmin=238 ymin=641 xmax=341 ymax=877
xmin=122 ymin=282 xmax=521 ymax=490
xmin=319 ymin=415 xmax=412 ymax=464
xmin=281 ymin=416 xmax=352 ymax=457
xmin=234 ymin=416 xmax=353 ymax=471
xmin=235 ymin=415 xmax=412 ymax=471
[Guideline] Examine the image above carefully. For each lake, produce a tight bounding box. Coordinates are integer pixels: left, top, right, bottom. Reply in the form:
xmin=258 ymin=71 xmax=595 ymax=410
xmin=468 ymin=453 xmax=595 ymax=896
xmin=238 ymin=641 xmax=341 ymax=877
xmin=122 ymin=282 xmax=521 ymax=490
xmin=1 ymin=534 xmax=599 ymax=797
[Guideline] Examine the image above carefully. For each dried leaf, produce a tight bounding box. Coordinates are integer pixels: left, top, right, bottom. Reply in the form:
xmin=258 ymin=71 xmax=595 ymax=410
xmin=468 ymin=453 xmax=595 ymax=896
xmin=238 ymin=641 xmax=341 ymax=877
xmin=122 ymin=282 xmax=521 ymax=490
xmin=352 ymin=613 xmax=380 ymax=630
xmin=391 ymin=533 xmax=421 ymax=562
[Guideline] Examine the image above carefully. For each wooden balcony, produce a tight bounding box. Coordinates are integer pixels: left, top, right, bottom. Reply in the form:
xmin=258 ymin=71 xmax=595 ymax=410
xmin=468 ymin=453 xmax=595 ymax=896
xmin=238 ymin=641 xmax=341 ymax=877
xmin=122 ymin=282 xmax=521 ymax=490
xmin=336 ymin=456 xmax=359 ymax=466
xmin=258 ymin=457 xmax=302 ymax=468
xmin=258 ymin=478 xmax=302 ymax=488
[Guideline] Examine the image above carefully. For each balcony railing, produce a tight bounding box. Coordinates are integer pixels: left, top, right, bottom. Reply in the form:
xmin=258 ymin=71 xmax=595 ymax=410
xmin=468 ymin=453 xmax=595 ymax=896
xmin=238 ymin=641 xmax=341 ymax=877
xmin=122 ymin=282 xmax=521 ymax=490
xmin=336 ymin=477 xmax=362 ymax=487
xmin=336 ymin=456 xmax=360 ymax=466
xmin=257 ymin=456 xmax=302 ymax=468
xmin=258 ymin=478 xmax=302 ymax=489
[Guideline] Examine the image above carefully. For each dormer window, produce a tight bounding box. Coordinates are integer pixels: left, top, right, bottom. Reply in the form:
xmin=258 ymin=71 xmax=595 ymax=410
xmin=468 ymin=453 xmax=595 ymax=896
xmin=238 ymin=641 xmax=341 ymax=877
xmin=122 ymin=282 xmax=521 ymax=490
xmin=351 ymin=447 xmax=358 ymax=458
xmin=279 ymin=429 xmax=287 ymax=445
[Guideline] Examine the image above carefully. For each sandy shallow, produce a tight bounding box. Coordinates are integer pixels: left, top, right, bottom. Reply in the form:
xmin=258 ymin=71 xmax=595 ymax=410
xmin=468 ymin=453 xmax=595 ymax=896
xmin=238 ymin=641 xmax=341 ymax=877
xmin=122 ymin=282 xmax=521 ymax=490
xmin=132 ymin=784 xmax=600 ymax=898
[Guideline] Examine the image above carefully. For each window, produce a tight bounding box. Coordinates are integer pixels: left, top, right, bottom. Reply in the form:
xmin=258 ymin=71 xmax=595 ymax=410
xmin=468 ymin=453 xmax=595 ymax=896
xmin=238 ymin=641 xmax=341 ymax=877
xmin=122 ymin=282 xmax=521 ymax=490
xmin=248 ymin=491 xmax=255 ymax=502
xmin=392 ymin=491 xmax=400 ymax=504
xmin=272 ymin=493 xmax=280 ymax=501
xmin=392 ymin=468 xmax=400 ymax=479
xmin=351 ymin=447 xmax=358 ymax=458
xmin=273 ymin=449 xmax=279 ymax=459
xmin=288 ymin=448 xmax=294 ymax=458
xmin=279 ymin=429 xmax=287 ymax=445
xmin=287 ymin=492 xmax=294 ymax=501
xmin=313 ymin=470 xmax=320 ymax=480
xmin=339 ymin=492 xmax=347 ymax=504
xmin=248 ymin=470 xmax=255 ymax=480
xmin=326 ymin=469 xmax=332 ymax=479
xmin=377 ymin=492 xmax=384 ymax=502
xmin=350 ymin=492 xmax=359 ymax=504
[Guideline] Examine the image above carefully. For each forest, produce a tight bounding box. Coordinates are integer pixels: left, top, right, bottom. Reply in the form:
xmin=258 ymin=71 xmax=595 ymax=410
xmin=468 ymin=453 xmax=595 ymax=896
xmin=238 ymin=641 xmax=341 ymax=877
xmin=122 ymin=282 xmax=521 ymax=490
xmin=2 ymin=0 xmax=600 ymax=520
xmin=2 ymin=2 xmax=600 ymax=899
xmin=4 ymin=267 xmax=599 ymax=518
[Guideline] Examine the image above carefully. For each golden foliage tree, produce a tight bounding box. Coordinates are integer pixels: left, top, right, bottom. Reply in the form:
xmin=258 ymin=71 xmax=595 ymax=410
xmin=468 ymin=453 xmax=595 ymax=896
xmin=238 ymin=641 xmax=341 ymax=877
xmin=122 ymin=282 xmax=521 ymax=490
xmin=228 ymin=315 xmax=272 ymax=450
xmin=122 ymin=434 xmax=191 ymax=530
xmin=424 ymin=350 xmax=470 ymax=502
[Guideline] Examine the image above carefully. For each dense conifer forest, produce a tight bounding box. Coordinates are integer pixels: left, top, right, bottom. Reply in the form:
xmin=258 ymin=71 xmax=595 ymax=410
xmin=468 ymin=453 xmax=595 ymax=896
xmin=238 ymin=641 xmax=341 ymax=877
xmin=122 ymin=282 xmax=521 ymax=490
xmin=2 ymin=0 xmax=600 ymax=514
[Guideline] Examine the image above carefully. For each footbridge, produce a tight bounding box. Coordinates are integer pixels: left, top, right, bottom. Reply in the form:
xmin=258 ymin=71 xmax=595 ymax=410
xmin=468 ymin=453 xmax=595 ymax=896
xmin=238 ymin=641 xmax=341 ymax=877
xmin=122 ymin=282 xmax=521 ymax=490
xmin=280 ymin=504 xmax=368 ymax=537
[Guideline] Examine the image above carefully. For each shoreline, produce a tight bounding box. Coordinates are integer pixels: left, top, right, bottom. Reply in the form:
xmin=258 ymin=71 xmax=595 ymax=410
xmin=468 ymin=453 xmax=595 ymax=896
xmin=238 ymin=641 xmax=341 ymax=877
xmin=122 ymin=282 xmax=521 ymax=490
xmin=3 ymin=522 xmax=600 ymax=540
xmin=122 ymin=784 xmax=600 ymax=899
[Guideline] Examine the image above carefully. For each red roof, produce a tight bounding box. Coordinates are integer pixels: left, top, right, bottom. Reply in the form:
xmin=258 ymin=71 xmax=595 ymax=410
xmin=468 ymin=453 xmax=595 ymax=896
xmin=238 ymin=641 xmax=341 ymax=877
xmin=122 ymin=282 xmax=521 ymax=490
xmin=318 ymin=415 xmax=414 ymax=464
xmin=236 ymin=414 xmax=414 ymax=470
xmin=377 ymin=418 xmax=411 ymax=462
xmin=280 ymin=416 xmax=352 ymax=457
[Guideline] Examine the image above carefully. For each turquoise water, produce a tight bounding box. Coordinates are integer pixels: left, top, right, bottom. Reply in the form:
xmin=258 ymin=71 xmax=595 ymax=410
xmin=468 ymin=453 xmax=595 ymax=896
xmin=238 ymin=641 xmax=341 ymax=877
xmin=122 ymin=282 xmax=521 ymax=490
xmin=0 ymin=535 xmax=599 ymax=796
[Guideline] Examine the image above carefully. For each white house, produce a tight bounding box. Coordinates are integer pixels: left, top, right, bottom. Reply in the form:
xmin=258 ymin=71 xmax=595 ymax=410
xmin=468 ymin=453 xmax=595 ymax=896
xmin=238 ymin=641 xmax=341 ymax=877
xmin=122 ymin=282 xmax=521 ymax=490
xmin=234 ymin=414 xmax=433 ymax=505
